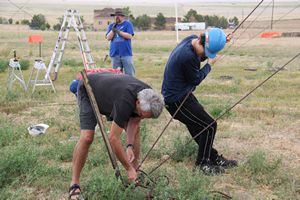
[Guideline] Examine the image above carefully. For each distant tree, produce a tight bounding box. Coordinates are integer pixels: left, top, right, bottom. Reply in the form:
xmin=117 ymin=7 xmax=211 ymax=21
xmin=209 ymin=15 xmax=219 ymax=27
xmin=129 ymin=14 xmax=136 ymax=24
xmin=182 ymin=9 xmax=230 ymax=28
xmin=135 ymin=14 xmax=151 ymax=30
xmin=40 ymin=24 xmax=46 ymax=31
xmin=30 ymin=14 xmax=47 ymax=30
xmin=195 ymin=14 xmax=204 ymax=22
xmin=8 ymin=18 xmax=13 ymax=24
xmin=46 ymin=23 xmax=50 ymax=30
xmin=154 ymin=12 xmax=166 ymax=30
xmin=53 ymin=23 xmax=61 ymax=31
xmin=0 ymin=17 xmax=8 ymax=24
xmin=122 ymin=7 xmax=132 ymax=17
xmin=53 ymin=15 xmax=64 ymax=31
xmin=218 ymin=16 xmax=228 ymax=28
xmin=15 ymin=21 xmax=19 ymax=25
xmin=21 ymin=19 xmax=30 ymax=25
xmin=229 ymin=16 xmax=239 ymax=26
xmin=183 ymin=9 xmax=198 ymax=22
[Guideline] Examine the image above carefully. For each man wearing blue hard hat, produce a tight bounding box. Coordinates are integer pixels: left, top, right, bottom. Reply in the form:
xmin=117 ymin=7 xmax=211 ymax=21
xmin=162 ymin=28 xmax=237 ymax=175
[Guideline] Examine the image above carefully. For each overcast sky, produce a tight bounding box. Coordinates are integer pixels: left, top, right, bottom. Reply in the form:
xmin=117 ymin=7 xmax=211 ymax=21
xmin=67 ymin=0 xmax=298 ymax=2
xmin=67 ymin=0 xmax=298 ymax=3
xmin=3 ymin=0 xmax=299 ymax=3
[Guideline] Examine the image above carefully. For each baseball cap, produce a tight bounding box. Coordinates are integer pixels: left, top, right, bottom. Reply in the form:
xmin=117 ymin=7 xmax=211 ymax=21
xmin=204 ymin=28 xmax=226 ymax=59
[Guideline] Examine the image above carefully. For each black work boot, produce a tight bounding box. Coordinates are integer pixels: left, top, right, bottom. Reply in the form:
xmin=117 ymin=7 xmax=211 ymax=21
xmin=195 ymin=160 xmax=225 ymax=175
xmin=213 ymin=154 xmax=238 ymax=168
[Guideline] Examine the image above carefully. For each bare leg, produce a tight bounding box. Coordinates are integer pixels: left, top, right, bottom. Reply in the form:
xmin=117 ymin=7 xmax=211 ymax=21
xmin=70 ymin=129 xmax=95 ymax=198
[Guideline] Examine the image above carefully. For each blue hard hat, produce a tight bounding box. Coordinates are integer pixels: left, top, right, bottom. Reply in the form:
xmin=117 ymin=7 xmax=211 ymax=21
xmin=204 ymin=28 xmax=226 ymax=59
xmin=70 ymin=79 xmax=80 ymax=96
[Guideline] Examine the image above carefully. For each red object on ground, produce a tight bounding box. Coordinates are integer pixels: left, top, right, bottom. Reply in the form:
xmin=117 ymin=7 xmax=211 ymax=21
xmin=260 ymin=32 xmax=282 ymax=38
xmin=28 ymin=35 xmax=44 ymax=43
xmin=77 ymin=68 xmax=122 ymax=80
xmin=85 ymin=68 xmax=122 ymax=74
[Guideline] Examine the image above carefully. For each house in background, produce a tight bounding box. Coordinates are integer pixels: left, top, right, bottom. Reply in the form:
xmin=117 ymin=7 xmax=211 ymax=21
xmin=93 ymin=8 xmax=119 ymax=31
xmin=150 ymin=17 xmax=182 ymax=30
xmin=94 ymin=8 xmax=182 ymax=31
xmin=165 ymin=17 xmax=182 ymax=30
xmin=175 ymin=22 xmax=206 ymax=31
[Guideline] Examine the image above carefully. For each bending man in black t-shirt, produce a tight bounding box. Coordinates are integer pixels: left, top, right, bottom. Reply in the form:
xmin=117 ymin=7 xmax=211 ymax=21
xmin=69 ymin=73 xmax=164 ymax=199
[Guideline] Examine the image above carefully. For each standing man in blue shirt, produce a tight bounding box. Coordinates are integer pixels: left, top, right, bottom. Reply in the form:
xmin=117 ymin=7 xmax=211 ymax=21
xmin=106 ymin=9 xmax=135 ymax=76
xmin=162 ymin=28 xmax=237 ymax=175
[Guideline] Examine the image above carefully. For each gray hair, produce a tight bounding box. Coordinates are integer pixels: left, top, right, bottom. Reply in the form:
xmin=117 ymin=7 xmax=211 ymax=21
xmin=137 ymin=88 xmax=164 ymax=118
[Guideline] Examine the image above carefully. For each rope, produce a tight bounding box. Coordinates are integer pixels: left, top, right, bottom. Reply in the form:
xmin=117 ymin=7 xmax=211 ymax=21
xmin=232 ymin=0 xmax=264 ymax=34
xmin=225 ymin=3 xmax=300 ymax=57
xmin=222 ymin=0 xmax=273 ymax=56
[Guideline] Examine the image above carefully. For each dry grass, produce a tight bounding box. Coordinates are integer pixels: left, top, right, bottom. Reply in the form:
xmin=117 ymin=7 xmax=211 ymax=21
xmin=0 ymin=14 xmax=300 ymax=199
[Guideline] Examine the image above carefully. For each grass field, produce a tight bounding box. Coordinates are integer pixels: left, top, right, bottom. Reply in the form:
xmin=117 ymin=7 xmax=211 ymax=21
xmin=0 ymin=14 xmax=300 ymax=200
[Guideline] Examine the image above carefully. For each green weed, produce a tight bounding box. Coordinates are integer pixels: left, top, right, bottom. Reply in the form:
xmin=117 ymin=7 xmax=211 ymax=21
xmin=63 ymin=59 xmax=83 ymax=67
xmin=172 ymin=136 xmax=197 ymax=162
xmin=0 ymin=59 xmax=8 ymax=72
xmin=0 ymin=145 xmax=39 ymax=187
xmin=19 ymin=59 xmax=30 ymax=70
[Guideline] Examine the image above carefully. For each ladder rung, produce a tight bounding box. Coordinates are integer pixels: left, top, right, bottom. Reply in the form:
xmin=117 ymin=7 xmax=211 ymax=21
xmin=84 ymin=51 xmax=91 ymax=53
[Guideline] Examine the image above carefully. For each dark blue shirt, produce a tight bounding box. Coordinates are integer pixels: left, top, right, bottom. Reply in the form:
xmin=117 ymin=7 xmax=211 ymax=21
xmin=162 ymin=35 xmax=211 ymax=104
xmin=106 ymin=20 xmax=134 ymax=57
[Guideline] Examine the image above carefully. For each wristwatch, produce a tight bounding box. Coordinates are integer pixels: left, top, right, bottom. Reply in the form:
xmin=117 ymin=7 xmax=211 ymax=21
xmin=126 ymin=144 xmax=134 ymax=149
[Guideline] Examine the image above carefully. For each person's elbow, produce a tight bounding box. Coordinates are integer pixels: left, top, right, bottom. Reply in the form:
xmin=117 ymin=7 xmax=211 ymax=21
xmin=190 ymin=78 xmax=202 ymax=86
xmin=189 ymin=74 xmax=206 ymax=86
xmin=109 ymin=133 xmax=118 ymax=145
xmin=128 ymin=35 xmax=133 ymax=40
xmin=124 ymin=34 xmax=133 ymax=40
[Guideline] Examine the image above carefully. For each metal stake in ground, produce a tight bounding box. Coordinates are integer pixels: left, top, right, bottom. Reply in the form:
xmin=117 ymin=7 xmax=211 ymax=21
xmin=80 ymin=70 xmax=125 ymax=185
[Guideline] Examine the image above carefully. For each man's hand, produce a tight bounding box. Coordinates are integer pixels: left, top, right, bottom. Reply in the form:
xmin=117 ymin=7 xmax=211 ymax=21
xmin=207 ymin=55 xmax=221 ymax=66
xmin=226 ymin=33 xmax=233 ymax=43
xmin=112 ymin=27 xmax=120 ymax=34
xmin=127 ymin=166 xmax=137 ymax=183
xmin=126 ymin=145 xmax=135 ymax=163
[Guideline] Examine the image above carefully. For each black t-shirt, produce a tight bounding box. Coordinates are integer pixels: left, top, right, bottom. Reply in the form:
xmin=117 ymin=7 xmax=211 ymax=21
xmin=84 ymin=73 xmax=151 ymax=128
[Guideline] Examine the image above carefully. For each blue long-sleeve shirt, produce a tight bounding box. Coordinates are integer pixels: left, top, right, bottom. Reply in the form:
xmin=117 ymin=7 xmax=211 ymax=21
xmin=162 ymin=35 xmax=211 ymax=104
